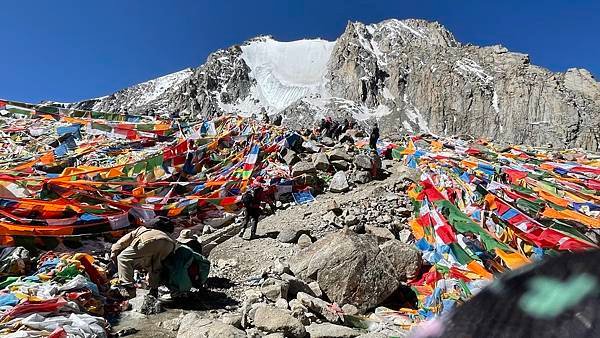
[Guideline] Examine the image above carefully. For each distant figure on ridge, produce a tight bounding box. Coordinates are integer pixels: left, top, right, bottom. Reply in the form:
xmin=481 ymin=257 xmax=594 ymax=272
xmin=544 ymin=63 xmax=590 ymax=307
xmin=369 ymin=123 xmax=380 ymax=151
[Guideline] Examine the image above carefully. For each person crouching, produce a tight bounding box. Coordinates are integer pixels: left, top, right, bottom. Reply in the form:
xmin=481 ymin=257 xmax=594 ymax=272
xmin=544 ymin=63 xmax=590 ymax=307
xmin=111 ymin=216 xmax=176 ymax=298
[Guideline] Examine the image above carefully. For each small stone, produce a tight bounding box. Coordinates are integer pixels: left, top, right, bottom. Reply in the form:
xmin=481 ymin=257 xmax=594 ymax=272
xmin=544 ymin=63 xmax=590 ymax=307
xmin=297 ymin=234 xmax=313 ymax=249
xmin=353 ymin=171 xmax=371 ymax=184
xmin=306 ymin=323 xmax=362 ymax=338
xmin=344 ymin=215 xmax=359 ymax=226
xmin=323 ymin=211 xmax=337 ymax=224
xmin=308 ymin=281 xmax=323 ymax=298
xmin=332 ymin=160 xmax=350 ymax=171
xmin=273 ymin=258 xmax=292 ymax=275
xmin=321 ymin=137 xmax=335 ymax=147
xmin=398 ymin=229 xmax=412 ymax=243
xmin=329 ymin=171 xmax=350 ymax=193
xmin=261 ymin=278 xmax=289 ymax=302
xmin=366 ymin=225 xmax=395 ymax=243
xmin=275 ymin=298 xmax=289 ymax=309
xmin=277 ymin=228 xmax=310 ymax=243
xmin=292 ymin=161 xmax=317 ymax=176
xmin=314 ymin=153 xmax=331 ymax=171
xmin=220 ymin=313 xmax=243 ymax=328
xmin=296 ymin=292 xmax=341 ymax=323
xmin=244 ymin=290 xmax=263 ymax=305
xmin=329 ymin=148 xmax=353 ymax=162
xmin=326 ymin=199 xmax=341 ymax=213
xmin=341 ymin=304 xmax=359 ymax=316
xmin=253 ymin=306 xmax=307 ymax=338
xmin=353 ymin=154 xmax=372 ymax=171
xmin=281 ymin=273 xmax=315 ymax=298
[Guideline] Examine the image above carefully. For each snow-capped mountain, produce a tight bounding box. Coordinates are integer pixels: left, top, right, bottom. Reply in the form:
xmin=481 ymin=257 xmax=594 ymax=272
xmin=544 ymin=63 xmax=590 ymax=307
xmin=74 ymin=19 xmax=600 ymax=150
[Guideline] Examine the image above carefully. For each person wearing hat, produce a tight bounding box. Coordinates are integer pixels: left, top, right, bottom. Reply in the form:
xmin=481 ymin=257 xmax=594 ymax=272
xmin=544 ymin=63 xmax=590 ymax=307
xmin=176 ymin=229 xmax=202 ymax=254
xmin=110 ymin=216 xmax=177 ymax=298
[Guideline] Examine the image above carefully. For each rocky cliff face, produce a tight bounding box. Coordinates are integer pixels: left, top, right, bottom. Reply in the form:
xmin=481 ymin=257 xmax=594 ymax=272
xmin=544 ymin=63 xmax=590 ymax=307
xmin=74 ymin=19 xmax=600 ymax=150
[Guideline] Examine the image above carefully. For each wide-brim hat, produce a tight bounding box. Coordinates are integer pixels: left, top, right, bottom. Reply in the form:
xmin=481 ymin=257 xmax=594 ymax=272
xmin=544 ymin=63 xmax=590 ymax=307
xmin=177 ymin=229 xmax=198 ymax=244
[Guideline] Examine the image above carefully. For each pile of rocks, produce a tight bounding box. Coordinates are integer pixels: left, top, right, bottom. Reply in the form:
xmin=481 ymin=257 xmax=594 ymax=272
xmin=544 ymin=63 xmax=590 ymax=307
xmin=178 ymin=229 xmax=419 ymax=337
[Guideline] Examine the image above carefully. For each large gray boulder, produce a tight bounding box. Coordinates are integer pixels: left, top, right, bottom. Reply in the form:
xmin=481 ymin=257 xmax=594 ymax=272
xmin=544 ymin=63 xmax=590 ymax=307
xmin=329 ymin=171 xmax=350 ymax=193
xmin=292 ymin=161 xmax=317 ymax=176
xmin=253 ymin=306 xmax=307 ymax=338
xmin=329 ymin=148 xmax=353 ymax=162
xmin=290 ymin=229 xmax=401 ymax=312
xmin=353 ymin=155 xmax=372 ymax=171
xmin=313 ymin=153 xmax=331 ymax=171
xmin=379 ymin=240 xmax=422 ymax=281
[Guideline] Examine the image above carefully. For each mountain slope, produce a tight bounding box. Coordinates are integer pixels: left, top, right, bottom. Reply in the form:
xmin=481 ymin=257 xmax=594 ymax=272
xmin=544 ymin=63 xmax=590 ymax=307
xmin=74 ymin=19 xmax=600 ymax=150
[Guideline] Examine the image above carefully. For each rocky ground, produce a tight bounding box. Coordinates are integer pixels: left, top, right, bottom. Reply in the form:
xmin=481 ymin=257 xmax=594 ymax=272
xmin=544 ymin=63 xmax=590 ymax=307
xmin=111 ymin=138 xmax=424 ymax=338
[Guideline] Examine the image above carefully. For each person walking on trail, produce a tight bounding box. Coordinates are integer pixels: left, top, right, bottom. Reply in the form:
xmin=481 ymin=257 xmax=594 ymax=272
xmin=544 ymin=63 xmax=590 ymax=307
xmin=239 ymin=187 xmax=263 ymax=240
xmin=110 ymin=216 xmax=176 ymax=298
xmin=369 ymin=123 xmax=380 ymax=151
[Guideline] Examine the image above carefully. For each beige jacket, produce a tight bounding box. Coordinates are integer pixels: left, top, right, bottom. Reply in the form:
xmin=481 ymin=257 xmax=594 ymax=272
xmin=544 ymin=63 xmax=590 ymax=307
xmin=111 ymin=226 xmax=175 ymax=256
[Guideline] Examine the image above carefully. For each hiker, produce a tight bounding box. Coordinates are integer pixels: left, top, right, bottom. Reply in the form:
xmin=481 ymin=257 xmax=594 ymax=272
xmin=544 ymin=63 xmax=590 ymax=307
xmin=370 ymin=149 xmax=382 ymax=179
xmin=239 ymin=187 xmax=263 ymax=240
xmin=369 ymin=123 xmax=380 ymax=150
xmin=273 ymin=115 xmax=283 ymax=126
xmin=320 ymin=117 xmax=333 ymax=137
xmin=110 ymin=216 xmax=176 ymax=298
xmin=262 ymin=111 xmax=270 ymax=124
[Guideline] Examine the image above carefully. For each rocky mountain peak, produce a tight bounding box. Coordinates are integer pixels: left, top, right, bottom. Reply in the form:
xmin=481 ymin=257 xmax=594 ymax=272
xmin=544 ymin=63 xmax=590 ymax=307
xmin=72 ymin=18 xmax=600 ymax=151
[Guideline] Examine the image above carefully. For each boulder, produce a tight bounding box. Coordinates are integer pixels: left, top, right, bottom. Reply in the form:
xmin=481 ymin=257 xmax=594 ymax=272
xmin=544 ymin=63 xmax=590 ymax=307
xmin=253 ymin=307 xmax=307 ymax=338
xmin=397 ymin=165 xmax=421 ymax=183
xmin=302 ymin=141 xmax=321 ymax=153
xmin=275 ymin=298 xmax=289 ymax=309
xmin=273 ymin=258 xmax=292 ymax=275
xmin=261 ymin=278 xmax=289 ymax=302
xmin=284 ymin=150 xmax=301 ymax=166
xmin=177 ymin=314 xmax=245 ymax=338
xmin=398 ymin=229 xmax=412 ymax=244
xmin=290 ymin=230 xmax=400 ymax=312
xmin=326 ymin=199 xmax=341 ymax=213
xmin=343 ymin=215 xmax=359 ymax=226
xmin=329 ymin=149 xmax=353 ymax=162
xmin=306 ymin=323 xmax=362 ymax=338
xmin=314 ymin=153 xmax=331 ymax=171
xmin=332 ymin=160 xmax=350 ymax=171
xmin=329 ymin=171 xmax=350 ymax=193
xmin=341 ymin=304 xmax=359 ymax=316
xmin=277 ymin=228 xmax=310 ymax=243
xmin=281 ymin=273 xmax=315 ymax=298
xmin=365 ymin=225 xmax=395 ymax=244
xmin=296 ymin=292 xmax=341 ymax=323
xmin=220 ymin=313 xmax=243 ymax=328
xmin=297 ymin=234 xmax=313 ymax=249
xmin=321 ymin=137 xmax=335 ymax=147
xmin=292 ymin=161 xmax=317 ymax=176
xmin=353 ymin=154 xmax=372 ymax=171
xmin=203 ymin=213 xmax=236 ymax=229
xmin=352 ymin=171 xmax=371 ymax=184
xmin=308 ymin=281 xmax=323 ymax=298
xmin=379 ymin=240 xmax=422 ymax=281
xmin=357 ymin=333 xmax=388 ymax=338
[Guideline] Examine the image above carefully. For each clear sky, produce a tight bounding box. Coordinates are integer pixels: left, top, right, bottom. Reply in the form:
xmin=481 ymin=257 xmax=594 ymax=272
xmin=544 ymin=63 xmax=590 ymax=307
xmin=1 ymin=0 xmax=598 ymax=103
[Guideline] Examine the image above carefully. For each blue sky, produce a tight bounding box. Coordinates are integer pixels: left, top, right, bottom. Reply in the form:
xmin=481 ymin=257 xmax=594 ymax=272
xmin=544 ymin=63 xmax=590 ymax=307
xmin=1 ymin=0 xmax=598 ymax=103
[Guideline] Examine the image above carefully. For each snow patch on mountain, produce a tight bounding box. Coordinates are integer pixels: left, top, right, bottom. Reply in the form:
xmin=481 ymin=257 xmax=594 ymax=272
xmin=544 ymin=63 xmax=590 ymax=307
xmin=136 ymin=69 xmax=193 ymax=106
xmin=240 ymin=37 xmax=335 ymax=112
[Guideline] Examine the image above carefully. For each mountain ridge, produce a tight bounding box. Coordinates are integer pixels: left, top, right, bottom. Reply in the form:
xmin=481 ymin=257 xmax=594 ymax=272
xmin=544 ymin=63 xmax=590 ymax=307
xmin=73 ymin=18 xmax=600 ymax=150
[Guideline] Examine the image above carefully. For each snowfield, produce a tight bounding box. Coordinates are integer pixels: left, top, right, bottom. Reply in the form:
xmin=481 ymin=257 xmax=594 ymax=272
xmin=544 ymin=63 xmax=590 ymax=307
xmin=241 ymin=37 xmax=335 ymax=111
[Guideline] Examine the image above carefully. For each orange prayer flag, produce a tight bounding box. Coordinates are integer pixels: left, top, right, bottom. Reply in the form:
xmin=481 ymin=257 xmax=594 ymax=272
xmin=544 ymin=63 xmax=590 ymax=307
xmin=494 ymin=248 xmax=530 ymax=270
xmin=466 ymin=261 xmax=493 ymax=280
xmin=39 ymin=152 xmax=55 ymax=165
